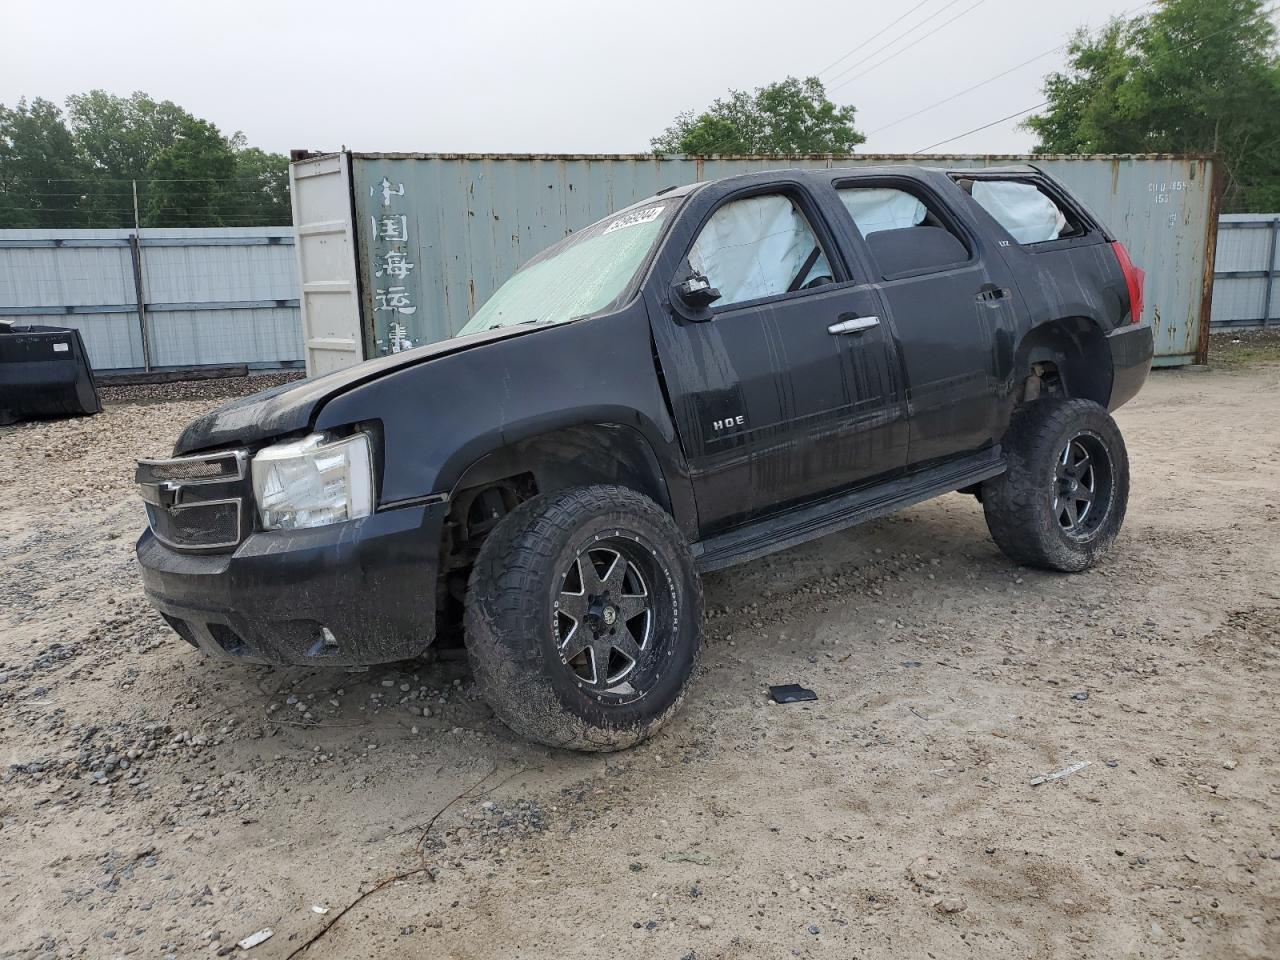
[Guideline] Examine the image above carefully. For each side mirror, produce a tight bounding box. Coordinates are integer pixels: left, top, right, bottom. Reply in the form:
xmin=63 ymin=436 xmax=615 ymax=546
xmin=674 ymin=273 xmax=721 ymax=314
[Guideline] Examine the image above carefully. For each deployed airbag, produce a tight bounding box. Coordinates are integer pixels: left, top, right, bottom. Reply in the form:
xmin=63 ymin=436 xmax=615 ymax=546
xmin=839 ymin=188 xmax=927 ymax=237
xmin=971 ymin=180 xmax=1067 ymax=244
xmin=689 ymin=195 xmax=831 ymax=305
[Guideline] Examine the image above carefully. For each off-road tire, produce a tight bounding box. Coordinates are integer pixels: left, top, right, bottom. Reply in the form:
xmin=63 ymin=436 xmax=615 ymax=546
xmin=982 ymin=398 xmax=1129 ymax=572
xmin=464 ymin=485 xmax=703 ymax=752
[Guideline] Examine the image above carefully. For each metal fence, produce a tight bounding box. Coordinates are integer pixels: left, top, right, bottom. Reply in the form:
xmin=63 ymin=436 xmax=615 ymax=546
xmin=1210 ymin=214 xmax=1280 ymax=329
xmin=0 ymin=227 xmax=301 ymax=373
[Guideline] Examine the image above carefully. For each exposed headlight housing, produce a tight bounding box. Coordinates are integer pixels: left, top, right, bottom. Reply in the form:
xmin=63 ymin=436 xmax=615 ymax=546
xmin=251 ymin=432 xmax=373 ymax=530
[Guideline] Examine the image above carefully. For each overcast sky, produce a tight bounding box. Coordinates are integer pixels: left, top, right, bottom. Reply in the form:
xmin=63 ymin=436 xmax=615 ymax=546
xmin=4 ymin=0 xmax=1148 ymax=157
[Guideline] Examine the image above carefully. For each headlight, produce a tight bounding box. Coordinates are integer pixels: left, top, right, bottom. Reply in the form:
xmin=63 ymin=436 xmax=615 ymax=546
xmin=251 ymin=432 xmax=373 ymax=530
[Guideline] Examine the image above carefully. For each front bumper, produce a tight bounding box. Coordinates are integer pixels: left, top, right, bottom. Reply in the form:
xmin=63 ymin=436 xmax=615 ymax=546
xmin=136 ymin=502 xmax=448 ymax=666
xmin=1107 ymin=323 xmax=1154 ymax=411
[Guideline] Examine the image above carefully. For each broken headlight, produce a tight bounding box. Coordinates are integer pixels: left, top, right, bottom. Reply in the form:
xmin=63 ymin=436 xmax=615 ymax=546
xmin=251 ymin=432 xmax=373 ymax=531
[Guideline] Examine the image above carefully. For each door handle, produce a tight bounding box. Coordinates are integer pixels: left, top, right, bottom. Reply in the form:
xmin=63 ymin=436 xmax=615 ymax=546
xmin=828 ymin=315 xmax=880 ymax=335
xmin=976 ymin=284 xmax=1010 ymax=302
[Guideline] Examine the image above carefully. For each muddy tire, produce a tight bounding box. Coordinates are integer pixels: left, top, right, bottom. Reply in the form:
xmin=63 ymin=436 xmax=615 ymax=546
xmin=464 ymin=485 xmax=703 ymax=752
xmin=982 ymin=398 xmax=1129 ymax=572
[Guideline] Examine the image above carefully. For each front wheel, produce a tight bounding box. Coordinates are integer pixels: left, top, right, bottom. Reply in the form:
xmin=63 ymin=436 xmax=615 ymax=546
xmin=982 ymin=398 xmax=1130 ymax=572
xmin=464 ymin=485 xmax=703 ymax=751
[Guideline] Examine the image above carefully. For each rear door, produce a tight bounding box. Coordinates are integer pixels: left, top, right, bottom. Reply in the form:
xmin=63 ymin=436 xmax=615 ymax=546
xmin=825 ymin=175 xmax=1022 ymax=468
xmin=648 ymin=181 xmax=908 ymax=532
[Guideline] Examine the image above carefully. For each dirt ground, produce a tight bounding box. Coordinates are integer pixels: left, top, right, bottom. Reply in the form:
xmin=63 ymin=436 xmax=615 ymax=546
xmin=2 ymin=338 xmax=1278 ymax=960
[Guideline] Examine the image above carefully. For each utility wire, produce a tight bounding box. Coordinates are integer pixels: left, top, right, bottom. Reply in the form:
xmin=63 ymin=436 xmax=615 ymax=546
xmin=868 ymin=45 xmax=1064 ymax=135
xmin=916 ymin=101 xmax=1048 ymax=152
xmin=2 ymin=176 xmax=287 ymax=184
xmin=827 ymin=0 xmax=970 ymax=87
xmin=829 ymin=0 xmax=986 ymax=92
xmin=912 ymin=0 xmax=1280 ymax=152
xmin=867 ymin=1 xmax=1156 ymax=137
xmin=818 ymin=0 xmax=936 ymax=77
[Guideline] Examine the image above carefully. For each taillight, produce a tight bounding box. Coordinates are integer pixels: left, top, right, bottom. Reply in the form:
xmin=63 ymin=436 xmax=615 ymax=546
xmin=1111 ymin=241 xmax=1145 ymax=325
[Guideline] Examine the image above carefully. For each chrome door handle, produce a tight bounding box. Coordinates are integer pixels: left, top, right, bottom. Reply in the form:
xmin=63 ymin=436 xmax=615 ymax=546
xmin=827 ymin=315 xmax=880 ymax=335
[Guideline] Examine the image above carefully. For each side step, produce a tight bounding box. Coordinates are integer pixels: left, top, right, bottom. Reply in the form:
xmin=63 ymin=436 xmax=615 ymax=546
xmin=691 ymin=448 xmax=1005 ymax=573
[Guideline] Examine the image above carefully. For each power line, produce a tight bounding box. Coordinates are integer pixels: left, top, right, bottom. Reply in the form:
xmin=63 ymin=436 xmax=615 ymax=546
xmin=827 ymin=0 xmax=970 ymax=87
xmin=866 ymin=1 xmax=1157 ymax=137
xmin=915 ymin=101 xmax=1048 ymax=152
xmin=829 ymin=0 xmax=986 ymax=93
xmin=2 ymin=176 xmax=287 ymax=184
xmin=912 ymin=0 xmax=1280 ymax=153
xmin=867 ymin=45 xmax=1064 ymax=136
xmin=818 ymin=0 xmax=935 ymax=77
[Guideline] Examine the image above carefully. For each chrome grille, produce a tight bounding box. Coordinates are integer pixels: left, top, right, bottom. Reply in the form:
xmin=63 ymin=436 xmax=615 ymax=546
xmin=136 ymin=450 xmax=249 ymax=552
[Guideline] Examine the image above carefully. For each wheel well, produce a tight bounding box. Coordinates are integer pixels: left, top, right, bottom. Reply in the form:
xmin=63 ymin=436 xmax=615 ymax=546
xmin=1017 ymin=317 xmax=1112 ymax=407
xmin=434 ymin=424 xmax=673 ymax=641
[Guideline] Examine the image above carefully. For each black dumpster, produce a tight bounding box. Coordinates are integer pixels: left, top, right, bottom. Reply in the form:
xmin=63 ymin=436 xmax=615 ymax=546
xmin=0 ymin=322 xmax=102 ymax=423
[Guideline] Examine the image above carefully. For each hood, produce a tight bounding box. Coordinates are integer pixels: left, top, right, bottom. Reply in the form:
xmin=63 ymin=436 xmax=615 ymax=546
xmin=172 ymin=325 xmax=538 ymax=454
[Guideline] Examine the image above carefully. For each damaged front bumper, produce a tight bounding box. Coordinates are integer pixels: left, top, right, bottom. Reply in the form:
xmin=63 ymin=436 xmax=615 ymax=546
xmin=136 ymin=502 xmax=447 ymax=666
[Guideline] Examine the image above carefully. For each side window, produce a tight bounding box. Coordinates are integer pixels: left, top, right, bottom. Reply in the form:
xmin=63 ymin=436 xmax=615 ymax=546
xmin=689 ymin=194 xmax=834 ymax=308
xmin=962 ymin=179 xmax=1078 ymax=244
xmin=836 ymin=184 xmax=969 ymax=278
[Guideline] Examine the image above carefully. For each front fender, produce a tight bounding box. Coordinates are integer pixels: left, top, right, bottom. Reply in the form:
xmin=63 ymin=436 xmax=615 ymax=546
xmin=313 ymin=306 xmax=699 ymax=536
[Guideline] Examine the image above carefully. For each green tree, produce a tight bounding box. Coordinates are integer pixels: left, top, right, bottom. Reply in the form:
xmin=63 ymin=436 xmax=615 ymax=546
xmin=652 ymin=76 xmax=865 ymax=155
xmin=65 ymin=90 xmax=195 ymax=225
xmin=143 ymin=116 xmax=237 ymax=226
xmin=0 ymin=97 xmax=86 ymax=227
xmin=1026 ymin=0 xmax=1280 ymax=212
xmin=222 ymin=142 xmax=291 ymax=225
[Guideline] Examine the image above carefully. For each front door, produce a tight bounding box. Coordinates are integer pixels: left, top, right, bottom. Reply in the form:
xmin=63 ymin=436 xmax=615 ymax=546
xmin=649 ymin=187 xmax=909 ymax=533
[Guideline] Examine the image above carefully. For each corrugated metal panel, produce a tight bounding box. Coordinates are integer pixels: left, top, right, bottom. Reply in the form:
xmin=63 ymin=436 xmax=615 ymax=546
xmin=344 ymin=153 xmax=1215 ymax=365
xmin=0 ymin=227 xmax=301 ymax=372
xmin=1210 ymin=214 xmax=1279 ymax=328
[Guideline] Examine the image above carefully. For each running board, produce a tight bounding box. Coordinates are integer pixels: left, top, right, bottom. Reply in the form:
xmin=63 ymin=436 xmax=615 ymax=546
xmin=692 ymin=448 xmax=1005 ymax=573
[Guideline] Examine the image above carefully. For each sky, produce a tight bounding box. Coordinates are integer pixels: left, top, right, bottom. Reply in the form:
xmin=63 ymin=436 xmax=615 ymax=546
xmin=2 ymin=0 xmax=1149 ymax=157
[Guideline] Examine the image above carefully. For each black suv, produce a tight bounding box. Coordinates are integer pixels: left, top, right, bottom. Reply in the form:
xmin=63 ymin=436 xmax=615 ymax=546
xmin=136 ymin=165 xmax=1152 ymax=750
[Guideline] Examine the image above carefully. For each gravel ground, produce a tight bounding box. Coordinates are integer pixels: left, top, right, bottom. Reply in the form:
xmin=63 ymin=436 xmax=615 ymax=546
xmin=1 ymin=343 xmax=1277 ymax=959
xmin=96 ymin=370 xmax=305 ymax=407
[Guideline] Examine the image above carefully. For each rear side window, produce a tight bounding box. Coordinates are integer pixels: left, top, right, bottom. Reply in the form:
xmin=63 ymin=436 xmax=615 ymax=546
xmin=689 ymin=194 xmax=834 ymax=307
xmin=836 ymin=184 xmax=969 ymax=278
xmin=963 ymin=179 xmax=1080 ymax=245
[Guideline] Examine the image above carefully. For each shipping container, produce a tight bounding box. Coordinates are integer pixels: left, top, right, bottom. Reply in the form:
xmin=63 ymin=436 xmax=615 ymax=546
xmin=289 ymin=152 xmax=1219 ymax=375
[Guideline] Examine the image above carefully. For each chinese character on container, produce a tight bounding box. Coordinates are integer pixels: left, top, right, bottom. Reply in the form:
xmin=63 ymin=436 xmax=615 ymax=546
xmin=375 ymin=286 xmax=417 ymax=315
xmin=375 ymin=250 xmax=415 ymax=280
xmin=373 ymin=214 xmax=408 ymax=242
xmin=372 ymin=177 xmax=405 ymax=207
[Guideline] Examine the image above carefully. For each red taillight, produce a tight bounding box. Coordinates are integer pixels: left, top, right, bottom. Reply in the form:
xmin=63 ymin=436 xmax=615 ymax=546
xmin=1111 ymin=240 xmax=1145 ymax=325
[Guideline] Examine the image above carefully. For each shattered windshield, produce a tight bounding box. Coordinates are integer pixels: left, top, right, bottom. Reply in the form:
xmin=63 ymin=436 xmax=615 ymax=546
xmin=458 ymin=201 xmax=673 ymax=335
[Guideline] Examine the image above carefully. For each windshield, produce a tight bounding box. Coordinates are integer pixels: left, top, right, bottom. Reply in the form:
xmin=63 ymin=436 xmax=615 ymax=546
xmin=457 ymin=201 xmax=673 ymax=335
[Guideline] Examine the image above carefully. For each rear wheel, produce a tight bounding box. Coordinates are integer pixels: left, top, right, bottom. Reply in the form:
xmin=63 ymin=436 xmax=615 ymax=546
xmin=982 ymin=398 xmax=1129 ymax=572
xmin=465 ymin=485 xmax=702 ymax=751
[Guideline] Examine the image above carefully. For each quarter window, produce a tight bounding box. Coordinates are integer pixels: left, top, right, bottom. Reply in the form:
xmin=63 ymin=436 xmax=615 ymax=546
xmin=689 ymin=194 xmax=834 ymax=308
xmin=962 ymin=179 xmax=1078 ymax=244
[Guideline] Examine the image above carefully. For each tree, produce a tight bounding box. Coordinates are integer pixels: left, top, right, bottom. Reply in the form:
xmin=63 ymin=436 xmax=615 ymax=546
xmin=65 ymin=90 xmax=195 ymax=225
xmin=0 ymin=89 xmax=294 ymax=228
xmin=222 ymin=143 xmax=291 ymax=225
xmin=652 ymin=76 xmax=865 ymax=155
xmin=143 ymin=116 xmax=237 ymax=226
xmin=1026 ymin=0 xmax=1280 ymax=212
xmin=0 ymin=97 xmax=86 ymax=227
